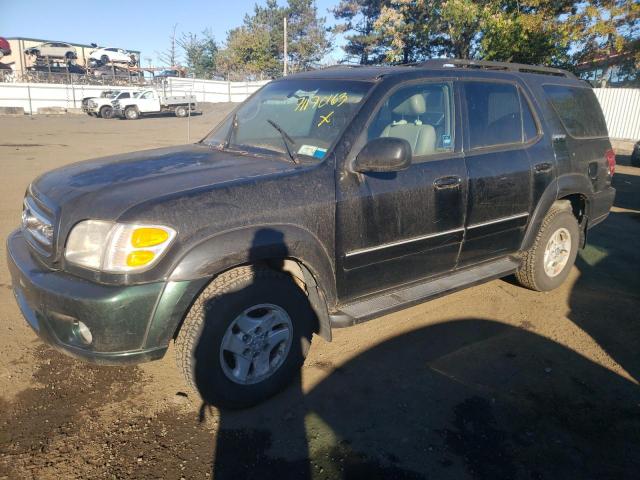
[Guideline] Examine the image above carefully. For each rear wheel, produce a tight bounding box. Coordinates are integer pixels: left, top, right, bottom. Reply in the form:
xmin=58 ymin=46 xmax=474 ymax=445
xmin=100 ymin=54 xmax=109 ymax=64
xmin=99 ymin=105 xmax=113 ymax=119
xmin=175 ymin=105 xmax=188 ymax=117
xmin=175 ymin=266 xmax=315 ymax=409
xmin=515 ymin=202 xmax=579 ymax=291
xmin=124 ymin=106 xmax=139 ymax=120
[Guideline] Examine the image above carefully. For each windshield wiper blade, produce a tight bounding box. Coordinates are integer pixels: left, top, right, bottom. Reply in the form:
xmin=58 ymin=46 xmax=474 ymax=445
xmin=224 ymin=113 xmax=238 ymax=149
xmin=267 ymin=119 xmax=299 ymax=164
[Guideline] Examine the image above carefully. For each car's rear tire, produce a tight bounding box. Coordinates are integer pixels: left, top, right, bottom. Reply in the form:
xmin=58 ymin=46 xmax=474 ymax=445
xmin=515 ymin=202 xmax=579 ymax=292
xmin=99 ymin=105 xmax=113 ymax=119
xmin=124 ymin=106 xmax=139 ymax=120
xmin=175 ymin=265 xmax=315 ymax=409
xmin=175 ymin=105 xmax=188 ymax=117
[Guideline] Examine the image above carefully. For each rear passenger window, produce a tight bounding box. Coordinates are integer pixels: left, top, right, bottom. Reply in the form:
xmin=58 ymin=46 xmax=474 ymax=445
xmin=120 ymin=93 xmax=130 ymax=99
xmin=542 ymin=85 xmax=608 ymax=138
xmin=367 ymin=82 xmax=454 ymax=159
xmin=464 ymin=82 xmax=533 ymax=148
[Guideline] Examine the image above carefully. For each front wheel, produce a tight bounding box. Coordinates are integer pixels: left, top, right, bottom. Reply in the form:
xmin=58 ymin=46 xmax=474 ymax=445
xmin=175 ymin=105 xmax=188 ymax=117
xmin=515 ymin=202 xmax=579 ymax=291
xmin=175 ymin=266 xmax=315 ymax=409
xmin=99 ymin=105 xmax=113 ymax=119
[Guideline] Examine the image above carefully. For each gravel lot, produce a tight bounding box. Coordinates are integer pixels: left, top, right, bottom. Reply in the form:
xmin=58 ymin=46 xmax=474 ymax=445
xmin=0 ymin=109 xmax=639 ymax=479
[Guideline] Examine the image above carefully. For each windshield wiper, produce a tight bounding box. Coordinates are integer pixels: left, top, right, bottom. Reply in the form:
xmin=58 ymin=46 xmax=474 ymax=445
xmin=224 ymin=113 xmax=238 ymax=149
xmin=267 ymin=119 xmax=299 ymax=164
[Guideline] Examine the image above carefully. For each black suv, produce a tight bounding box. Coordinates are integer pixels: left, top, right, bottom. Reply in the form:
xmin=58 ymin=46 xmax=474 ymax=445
xmin=8 ymin=60 xmax=616 ymax=408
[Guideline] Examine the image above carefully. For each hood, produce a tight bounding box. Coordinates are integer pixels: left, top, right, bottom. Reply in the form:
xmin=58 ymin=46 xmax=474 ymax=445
xmin=32 ymin=144 xmax=296 ymax=224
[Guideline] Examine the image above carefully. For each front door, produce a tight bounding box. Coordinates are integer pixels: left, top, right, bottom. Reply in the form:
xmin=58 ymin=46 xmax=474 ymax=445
xmin=457 ymin=79 xmax=541 ymax=266
xmin=336 ymin=80 xmax=468 ymax=302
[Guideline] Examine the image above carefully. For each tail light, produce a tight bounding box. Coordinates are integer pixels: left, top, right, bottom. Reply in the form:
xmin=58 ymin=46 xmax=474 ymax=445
xmin=605 ymin=149 xmax=616 ymax=176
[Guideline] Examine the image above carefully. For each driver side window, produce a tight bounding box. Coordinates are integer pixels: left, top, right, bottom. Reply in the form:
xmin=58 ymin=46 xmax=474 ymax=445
xmin=368 ymin=82 xmax=454 ymax=160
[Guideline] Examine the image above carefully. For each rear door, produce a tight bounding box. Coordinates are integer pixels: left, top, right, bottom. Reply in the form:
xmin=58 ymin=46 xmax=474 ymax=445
xmin=336 ymin=79 xmax=468 ymax=301
xmin=458 ymin=79 xmax=542 ymax=266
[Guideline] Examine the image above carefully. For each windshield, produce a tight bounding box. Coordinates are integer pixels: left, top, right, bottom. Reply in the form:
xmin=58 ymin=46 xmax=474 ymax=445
xmin=203 ymin=79 xmax=372 ymax=160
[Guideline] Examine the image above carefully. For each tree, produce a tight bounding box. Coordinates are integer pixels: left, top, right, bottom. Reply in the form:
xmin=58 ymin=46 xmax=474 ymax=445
xmin=157 ymin=23 xmax=180 ymax=67
xmin=372 ymin=0 xmax=583 ymax=65
xmin=220 ymin=0 xmax=332 ymax=78
xmin=566 ymin=0 xmax=640 ymax=83
xmin=286 ymin=0 xmax=332 ymax=71
xmin=332 ymin=0 xmax=388 ymax=64
xmin=217 ymin=26 xmax=280 ymax=78
xmin=179 ymin=30 xmax=219 ymax=78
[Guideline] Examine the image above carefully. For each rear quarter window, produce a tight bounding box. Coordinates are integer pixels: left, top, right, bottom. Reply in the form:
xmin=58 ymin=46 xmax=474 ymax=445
xmin=543 ymin=85 xmax=608 ymax=138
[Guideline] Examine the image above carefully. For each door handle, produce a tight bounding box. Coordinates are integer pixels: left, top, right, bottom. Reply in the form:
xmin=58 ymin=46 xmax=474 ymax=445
xmin=434 ymin=176 xmax=462 ymax=189
xmin=552 ymin=134 xmax=567 ymax=142
xmin=534 ymin=162 xmax=553 ymax=173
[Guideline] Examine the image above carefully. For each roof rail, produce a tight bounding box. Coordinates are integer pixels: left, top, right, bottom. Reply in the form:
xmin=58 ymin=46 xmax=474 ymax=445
xmin=415 ymin=59 xmax=575 ymax=78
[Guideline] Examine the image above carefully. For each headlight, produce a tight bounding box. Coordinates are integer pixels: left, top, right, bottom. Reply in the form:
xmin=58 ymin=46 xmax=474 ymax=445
xmin=65 ymin=220 xmax=176 ymax=272
xmin=88 ymin=100 xmax=97 ymax=108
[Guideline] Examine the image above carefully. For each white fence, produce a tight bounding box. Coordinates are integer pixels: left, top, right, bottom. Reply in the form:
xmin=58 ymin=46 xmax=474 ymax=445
xmin=593 ymin=88 xmax=640 ymax=141
xmin=165 ymin=78 xmax=269 ymax=103
xmin=0 ymin=78 xmax=269 ymax=114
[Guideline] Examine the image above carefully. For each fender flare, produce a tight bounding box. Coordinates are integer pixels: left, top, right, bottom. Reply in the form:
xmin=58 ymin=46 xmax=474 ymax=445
xmin=520 ymin=174 xmax=593 ymax=251
xmin=166 ymin=225 xmax=337 ymax=340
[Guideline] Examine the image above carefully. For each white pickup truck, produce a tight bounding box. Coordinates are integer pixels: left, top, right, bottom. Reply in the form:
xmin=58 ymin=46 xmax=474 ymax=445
xmin=112 ymin=89 xmax=197 ymax=120
xmin=82 ymin=90 xmax=140 ymax=119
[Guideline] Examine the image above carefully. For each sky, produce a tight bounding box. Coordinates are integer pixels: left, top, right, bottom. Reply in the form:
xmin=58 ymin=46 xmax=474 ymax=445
xmin=1 ymin=0 xmax=343 ymax=65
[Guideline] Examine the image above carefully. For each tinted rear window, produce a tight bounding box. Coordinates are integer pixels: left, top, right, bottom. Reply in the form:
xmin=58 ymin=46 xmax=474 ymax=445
xmin=464 ymin=82 xmax=524 ymax=148
xmin=543 ymin=85 xmax=608 ymax=138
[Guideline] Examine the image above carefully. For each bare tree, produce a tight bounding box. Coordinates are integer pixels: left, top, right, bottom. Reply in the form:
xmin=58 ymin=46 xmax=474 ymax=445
xmin=157 ymin=23 xmax=180 ymax=67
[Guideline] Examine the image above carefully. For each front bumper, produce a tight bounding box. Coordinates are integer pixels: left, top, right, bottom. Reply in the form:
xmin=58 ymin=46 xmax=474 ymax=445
xmin=7 ymin=230 xmax=169 ymax=364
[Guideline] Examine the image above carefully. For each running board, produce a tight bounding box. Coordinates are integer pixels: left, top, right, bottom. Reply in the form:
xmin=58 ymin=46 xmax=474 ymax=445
xmin=331 ymin=257 xmax=520 ymax=327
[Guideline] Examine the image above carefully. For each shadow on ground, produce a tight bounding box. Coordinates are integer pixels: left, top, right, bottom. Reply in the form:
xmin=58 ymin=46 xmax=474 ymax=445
xmin=1 ymin=168 xmax=638 ymax=480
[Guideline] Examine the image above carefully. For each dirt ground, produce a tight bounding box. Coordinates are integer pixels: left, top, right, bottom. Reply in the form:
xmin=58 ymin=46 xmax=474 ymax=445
xmin=0 ymin=109 xmax=639 ymax=480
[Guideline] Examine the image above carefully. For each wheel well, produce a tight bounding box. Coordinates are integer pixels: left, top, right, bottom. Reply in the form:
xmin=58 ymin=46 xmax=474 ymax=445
xmin=556 ymin=193 xmax=587 ymax=223
xmin=172 ymin=259 xmax=332 ymax=343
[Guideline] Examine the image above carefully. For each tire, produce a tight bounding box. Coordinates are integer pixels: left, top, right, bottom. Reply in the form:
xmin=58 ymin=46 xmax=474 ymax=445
xmin=515 ymin=202 xmax=579 ymax=292
xmin=124 ymin=106 xmax=139 ymax=120
xmin=175 ymin=266 xmax=315 ymax=409
xmin=175 ymin=105 xmax=188 ymax=117
xmin=65 ymin=51 xmax=75 ymax=60
xmin=101 ymin=54 xmax=109 ymax=64
xmin=99 ymin=105 xmax=113 ymax=119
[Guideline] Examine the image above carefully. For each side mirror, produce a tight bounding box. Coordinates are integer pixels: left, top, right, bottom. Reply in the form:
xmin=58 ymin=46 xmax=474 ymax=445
xmin=353 ymin=137 xmax=412 ymax=173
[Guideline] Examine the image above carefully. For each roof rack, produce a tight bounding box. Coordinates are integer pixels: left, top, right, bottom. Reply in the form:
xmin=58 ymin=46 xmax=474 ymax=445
xmin=414 ymin=59 xmax=575 ymax=78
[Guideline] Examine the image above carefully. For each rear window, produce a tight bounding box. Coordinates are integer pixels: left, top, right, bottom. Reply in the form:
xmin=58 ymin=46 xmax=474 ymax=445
xmin=464 ymin=82 xmax=538 ymax=149
xmin=543 ymin=85 xmax=608 ymax=138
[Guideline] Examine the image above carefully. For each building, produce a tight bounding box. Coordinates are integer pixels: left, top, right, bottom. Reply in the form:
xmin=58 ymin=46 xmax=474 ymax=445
xmin=1 ymin=37 xmax=141 ymax=75
xmin=575 ymin=42 xmax=639 ymax=88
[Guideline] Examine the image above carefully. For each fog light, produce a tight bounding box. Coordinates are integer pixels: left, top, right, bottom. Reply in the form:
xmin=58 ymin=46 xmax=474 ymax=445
xmin=73 ymin=320 xmax=93 ymax=345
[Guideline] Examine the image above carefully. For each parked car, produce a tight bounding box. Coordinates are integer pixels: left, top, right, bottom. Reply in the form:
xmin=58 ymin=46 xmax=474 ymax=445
xmin=631 ymin=140 xmax=640 ymax=167
xmin=113 ymin=89 xmax=196 ymax=119
xmin=0 ymin=37 xmax=10 ymax=59
xmin=83 ymin=90 xmax=140 ymax=118
xmin=7 ymin=60 xmax=616 ymax=409
xmin=91 ymin=64 xmax=139 ymax=79
xmin=81 ymin=90 xmax=117 ymax=111
xmin=24 ymin=42 xmax=77 ymax=59
xmin=89 ymin=47 xmax=138 ymax=66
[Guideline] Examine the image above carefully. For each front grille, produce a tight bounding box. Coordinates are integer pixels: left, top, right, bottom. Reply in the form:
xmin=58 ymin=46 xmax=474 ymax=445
xmin=22 ymin=195 xmax=54 ymax=257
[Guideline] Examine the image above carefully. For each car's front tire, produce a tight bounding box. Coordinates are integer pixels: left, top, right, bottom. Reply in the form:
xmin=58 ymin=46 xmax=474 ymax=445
xmin=175 ymin=105 xmax=188 ymax=117
xmin=99 ymin=105 xmax=113 ymax=119
xmin=175 ymin=266 xmax=315 ymax=409
xmin=515 ymin=202 xmax=579 ymax=291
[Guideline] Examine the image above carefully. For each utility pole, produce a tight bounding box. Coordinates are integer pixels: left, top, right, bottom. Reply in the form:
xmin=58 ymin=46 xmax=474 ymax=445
xmin=283 ymin=16 xmax=288 ymax=76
